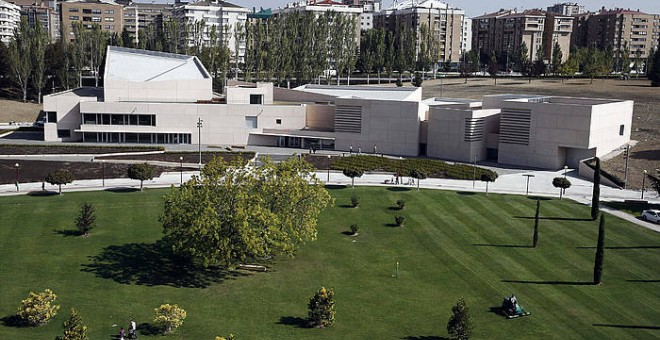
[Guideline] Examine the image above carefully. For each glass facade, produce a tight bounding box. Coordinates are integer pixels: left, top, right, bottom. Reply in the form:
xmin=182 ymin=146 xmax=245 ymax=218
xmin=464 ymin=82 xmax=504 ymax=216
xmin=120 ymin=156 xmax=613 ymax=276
xmin=83 ymin=113 xmax=156 ymax=126
xmin=83 ymin=132 xmax=191 ymax=144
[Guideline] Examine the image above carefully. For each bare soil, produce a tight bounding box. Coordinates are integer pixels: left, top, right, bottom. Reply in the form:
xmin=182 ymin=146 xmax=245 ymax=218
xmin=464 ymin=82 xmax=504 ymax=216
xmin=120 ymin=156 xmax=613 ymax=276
xmin=0 ymin=99 xmax=42 ymax=123
xmin=422 ymin=77 xmax=659 ymax=190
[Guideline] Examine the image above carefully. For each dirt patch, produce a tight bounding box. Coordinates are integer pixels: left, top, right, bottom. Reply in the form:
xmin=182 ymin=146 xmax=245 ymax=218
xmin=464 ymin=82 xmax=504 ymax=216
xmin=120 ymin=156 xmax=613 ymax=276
xmin=0 ymin=99 xmax=42 ymax=123
xmin=422 ymin=77 xmax=659 ymax=190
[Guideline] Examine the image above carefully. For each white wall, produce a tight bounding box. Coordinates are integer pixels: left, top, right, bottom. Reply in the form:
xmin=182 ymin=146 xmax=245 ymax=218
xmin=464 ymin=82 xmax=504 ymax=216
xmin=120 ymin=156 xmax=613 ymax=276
xmin=104 ymin=78 xmax=212 ymax=103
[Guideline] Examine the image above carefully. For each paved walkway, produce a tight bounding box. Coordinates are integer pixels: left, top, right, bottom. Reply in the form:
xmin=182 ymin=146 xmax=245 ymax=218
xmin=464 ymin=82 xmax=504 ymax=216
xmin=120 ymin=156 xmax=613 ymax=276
xmin=2 ymin=164 xmax=659 ymax=233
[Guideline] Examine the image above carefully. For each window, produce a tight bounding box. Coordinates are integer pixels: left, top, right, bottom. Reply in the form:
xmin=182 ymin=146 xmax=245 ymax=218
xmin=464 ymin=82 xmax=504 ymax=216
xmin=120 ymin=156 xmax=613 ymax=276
xmin=104 ymin=9 xmax=114 ymax=14
xmin=69 ymin=16 xmax=79 ymax=20
xmin=92 ymin=17 xmax=101 ymax=22
xmin=46 ymin=111 xmax=57 ymax=123
xmin=249 ymin=94 xmax=263 ymax=105
xmin=105 ymin=17 xmax=114 ymax=22
xmin=57 ymin=129 xmax=71 ymax=138
xmin=83 ymin=9 xmax=92 ymax=14
xmin=68 ymin=8 xmax=79 ymax=12
xmin=276 ymin=118 xmax=282 ymax=125
xmin=91 ymin=9 xmax=101 ymax=14
xmin=245 ymin=116 xmax=257 ymax=129
xmin=619 ymin=124 xmax=625 ymax=136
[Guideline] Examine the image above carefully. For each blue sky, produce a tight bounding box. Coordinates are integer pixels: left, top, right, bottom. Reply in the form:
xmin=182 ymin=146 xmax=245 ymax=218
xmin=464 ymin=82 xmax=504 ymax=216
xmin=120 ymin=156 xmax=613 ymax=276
xmin=222 ymin=0 xmax=659 ymax=17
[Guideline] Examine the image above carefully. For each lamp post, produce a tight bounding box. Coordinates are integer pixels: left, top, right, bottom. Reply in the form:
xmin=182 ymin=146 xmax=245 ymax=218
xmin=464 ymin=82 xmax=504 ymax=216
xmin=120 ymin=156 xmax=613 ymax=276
xmin=326 ymin=155 xmax=331 ymax=182
xmin=641 ymin=170 xmax=647 ymax=199
xmin=472 ymin=155 xmax=478 ymax=189
xmin=197 ymin=117 xmax=203 ymax=170
xmin=101 ymin=160 xmax=105 ymax=187
xmin=179 ymin=156 xmax=184 ymax=185
xmin=523 ymin=174 xmax=535 ymax=196
xmin=14 ymin=163 xmax=19 ymax=192
xmin=563 ymin=165 xmax=568 ymax=195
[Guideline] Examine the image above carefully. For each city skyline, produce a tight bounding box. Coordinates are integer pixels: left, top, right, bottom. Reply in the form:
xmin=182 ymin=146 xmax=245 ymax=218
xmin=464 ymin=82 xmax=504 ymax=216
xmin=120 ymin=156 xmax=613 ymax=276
xmin=226 ymin=0 xmax=659 ymax=16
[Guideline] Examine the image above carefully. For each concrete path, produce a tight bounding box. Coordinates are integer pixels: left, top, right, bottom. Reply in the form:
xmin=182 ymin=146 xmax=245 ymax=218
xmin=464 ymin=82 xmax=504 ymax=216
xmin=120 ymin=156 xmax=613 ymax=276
xmin=2 ymin=165 xmax=659 ymax=233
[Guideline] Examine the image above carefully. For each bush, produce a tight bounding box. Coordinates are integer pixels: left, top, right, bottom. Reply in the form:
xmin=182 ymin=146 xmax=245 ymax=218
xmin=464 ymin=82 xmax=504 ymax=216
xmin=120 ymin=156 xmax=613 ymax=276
xmin=396 ymin=199 xmax=406 ymax=210
xmin=60 ymin=308 xmax=88 ymax=340
xmin=395 ymin=215 xmax=405 ymax=226
xmin=395 ymin=78 xmax=403 ymax=87
xmin=308 ymin=287 xmax=335 ymax=328
xmin=17 ymin=289 xmax=60 ymax=326
xmin=412 ymin=72 xmax=423 ymax=87
xmin=153 ymin=304 xmax=187 ymax=334
xmin=350 ymin=193 xmax=360 ymax=208
xmin=350 ymin=224 xmax=359 ymax=235
xmin=447 ymin=297 xmax=473 ymax=340
xmin=75 ymin=202 xmax=96 ymax=236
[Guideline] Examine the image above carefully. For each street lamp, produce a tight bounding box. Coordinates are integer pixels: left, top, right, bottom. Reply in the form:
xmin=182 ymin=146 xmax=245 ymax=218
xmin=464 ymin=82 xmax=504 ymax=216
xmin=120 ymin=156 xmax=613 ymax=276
xmin=472 ymin=155 xmax=478 ymax=189
xmin=14 ymin=163 xmax=19 ymax=192
xmin=523 ymin=174 xmax=535 ymax=196
xmin=326 ymin=155 xmax=331 ymax=182
xmin=641 ymin=170 xmax=647 ymax=199
xmin=101 ymin=160 xmax=105 ymax=187
xmin=197 ymin=117 xmax=203 ymax=170
xmin=179 ymin=156 xmax=184 ymax=185
xmin=563 ymin=165 xmax=568 ymax=195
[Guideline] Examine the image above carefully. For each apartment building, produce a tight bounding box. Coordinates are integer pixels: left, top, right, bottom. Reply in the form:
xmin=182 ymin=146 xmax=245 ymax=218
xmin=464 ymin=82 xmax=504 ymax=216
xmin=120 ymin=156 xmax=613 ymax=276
xmin=547 ymin=2 xmax=585 ymax=16
xmin=374 ymin=0 xmax=465 ymax=65
xmin=21 ymin=2 xmax=60 ymax=40
xmin=461 ymin=17 xmax=471 ymax=52
xmin=0 ymin=0 xmax=20 ymax=43
xmin=60 ymin=0 xmax=123 ymax=41
xmin=172 ymin=0 xmax=249 ymax=62
xmin=573 ymin=8 xmax=660 ymax=64
xmin=123 ymin=2 xmax=173 ymax=46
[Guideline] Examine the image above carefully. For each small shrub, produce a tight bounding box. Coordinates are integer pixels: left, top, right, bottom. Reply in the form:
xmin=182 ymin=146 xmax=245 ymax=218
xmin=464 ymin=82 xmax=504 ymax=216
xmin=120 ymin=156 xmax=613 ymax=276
xmin=17 ymin=289 xmax=60 ymax=326
xmin=308 ymin=287 xmax=335 ymax=328
xmin=350 ymin=193 xmax=360 ymax=208
xmin=215 ymin=335 xmax=236 ymax=340
xmin=395 ymin=78 xmax=403 ymax=87
xmin=396 ymin=199 xmax=406 ymax=210
xmin=153 ymin=303 xmax=187 ymax=334
xmin=75 ymin=202 xmax=96 ymax=236
xmin=60 ymin=308 xmax=88 ymax=340
xmin=447 ymin=297 xmax=473 ymax=340
xmin=395 ymin=215 xmax=405 ymax=226
xmin=350 ymin=224 xmax=359 ymax=235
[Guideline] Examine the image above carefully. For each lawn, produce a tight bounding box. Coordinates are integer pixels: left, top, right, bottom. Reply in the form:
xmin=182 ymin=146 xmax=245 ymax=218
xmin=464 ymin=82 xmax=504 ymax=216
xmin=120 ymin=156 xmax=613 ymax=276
xmin=0 ymin=187 xmax=658 ymax=339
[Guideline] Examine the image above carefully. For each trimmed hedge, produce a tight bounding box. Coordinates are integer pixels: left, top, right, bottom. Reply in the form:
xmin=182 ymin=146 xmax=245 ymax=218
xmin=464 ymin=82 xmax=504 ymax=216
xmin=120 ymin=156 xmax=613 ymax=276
xmin=583 ymin=158 xmax=625 ymax=188
xmin=330 ymin=156 xmax=497 ymax=180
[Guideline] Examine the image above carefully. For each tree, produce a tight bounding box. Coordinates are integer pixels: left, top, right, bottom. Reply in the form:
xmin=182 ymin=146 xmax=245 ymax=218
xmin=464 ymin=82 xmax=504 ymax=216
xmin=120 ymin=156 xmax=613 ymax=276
xmin=7 ymin=18 xmax=32 ymax=102
xmin=411 ymin=169 xmax=427 ymax=191
xmin=649 ymin=46 xmax=660 ymax=87
xmin=551 ymin=41 xmax=563 ymax=76
xmin=593 ymin=213 xmax=605 ymax=285
xmin=620 ymin=41 xmax=631 ymax=76
xmin=60 ymin=308 xmax=88 ymax=340
xmin=308 ymin=286 xmax=335 ymax=328
xmin=583 ymin=45 xmax=600 ymax=84
xmin=552 ymin=177 xmax=571 ymax=200
xmin=533 ymin=199 xmax=540 ymax=247
xmin=487 ymin=51 xmax=499 ymax=85
xmin=153 ymin=303 xmax=186 ymax=334
xmin=480 ymin=173 xmax=497 ymax=194
xmin=17 ymin=289 xmax=60 ymax=326
xmin=591 ymin=157 xmax=601 ymax=220
xmin=127 ymin=163 xmax=155 ymax=191
xmin=412 ymin=72 xmax=423 ymax=87
xmin=342 ymin=168 xmax=364 ymax=188
xmin=30 ymin=21 xmax=49 ymax=104
xmin=161 ymin=157 xmax=332 ymax=267
xmin=46 ymin=169 xmax=74 ymax=195
xmin=647 ymin=173 xmax=660 ymax=195
xmin=559 ymin=51 xmax=579 ymax=82
xmin=532 ymin=46 xmax=546 ymax=77
xmin=447 ymin=297 xmax=472 ymax=340
xmin=75 ymin=202 xmax=96 ymax=236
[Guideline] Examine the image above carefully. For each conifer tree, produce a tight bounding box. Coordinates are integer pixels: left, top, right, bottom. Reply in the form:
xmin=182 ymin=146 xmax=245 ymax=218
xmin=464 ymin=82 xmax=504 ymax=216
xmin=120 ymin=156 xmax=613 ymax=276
xmin=447 ymin=297 xmax=472 ymax=340
xmin=593 ymin=214 xmax=605 ymax=285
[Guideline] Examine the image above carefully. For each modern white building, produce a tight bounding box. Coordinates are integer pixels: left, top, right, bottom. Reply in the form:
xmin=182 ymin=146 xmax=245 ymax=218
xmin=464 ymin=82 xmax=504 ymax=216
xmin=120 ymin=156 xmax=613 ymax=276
xmin=0 ymin=0 xmax=21 ymax=43
xmin=461 ymin=17 xmax=471 ymax=52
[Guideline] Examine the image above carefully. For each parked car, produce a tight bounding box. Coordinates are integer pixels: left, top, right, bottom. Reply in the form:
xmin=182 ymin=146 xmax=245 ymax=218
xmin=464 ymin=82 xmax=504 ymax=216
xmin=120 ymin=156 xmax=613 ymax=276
xmin=641 ymin=209 xmax=660 ymax=223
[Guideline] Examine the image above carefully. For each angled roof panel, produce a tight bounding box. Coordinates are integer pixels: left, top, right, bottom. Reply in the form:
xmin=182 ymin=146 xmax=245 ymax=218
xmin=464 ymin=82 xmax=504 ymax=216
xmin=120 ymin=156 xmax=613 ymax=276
xmin=104 ymin=46 xmax=210 ymax=82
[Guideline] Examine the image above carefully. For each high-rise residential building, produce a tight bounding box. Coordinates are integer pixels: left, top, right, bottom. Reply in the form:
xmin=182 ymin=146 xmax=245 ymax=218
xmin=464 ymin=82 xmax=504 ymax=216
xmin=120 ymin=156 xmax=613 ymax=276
xmin=354 ymin=0 xmax=380 ymax=30
xmin=123 ymin=2 xmax=173 ymax=46
xmin=461 ymin=17 xmax=471 ymax=52
xmin=547 ymin=2 xmax=585 ymax=16
xmin=0 ymin=0 xmax=21 ymax=43
xmin=374 ymin=0 xmax=465 ymax=65
xmin=472 ymin=9 xmax=573 ymax=64
xmin=172 ymin=0 xmax=249 ymax=62
xmin=573 ymin=8 xmax=660 ymax=69
xmin=20 ymin=3 xmax=60 ymax=40
xmin=60 ymin=0 xmax=124 ymax=42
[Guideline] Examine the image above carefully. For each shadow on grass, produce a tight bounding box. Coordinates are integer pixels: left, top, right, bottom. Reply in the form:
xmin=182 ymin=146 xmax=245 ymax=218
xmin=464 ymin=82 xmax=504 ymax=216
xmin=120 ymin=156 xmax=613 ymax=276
xmin=402 ymin=336 xmax=450 ymax=340
xmin=627 ymin=279 xmax=660 ymax=283
xmin=514 ymin=216 xmax=593 ymax=221
xmin=473 ymin=243 xmax=531 ymax=248
xmin=456 ymin=191 xmax=476 ymax=196
xmin=277 ymin=316 xmax=309 ymax=329
xmin=324 ymin=185 xmax=347 ymax=190
xmin=388 ymin=206 xmax=404 ymax=211
xmin=53 ymin=229 xmax=81 ymax=237
xmin=104 ymin=187 xmax=140 ymax=193
xmin=384 ymin=223 xmax=401 ymax=228
xmin=0 ymin=315 xmax=28 ymax=328
xmin=339 ymin=204 xmax=356 ymax=208
xmin=576 ymin=246 xmax=660 ymax=250
xmin=387 ymin=187 xmax=411 ymax=192
xmin=137 ymin=322 xmax=161 ymax=336
xmin=527 ymin=196 xmax=552 ymax=201
xmin=593 ymin=324 xmax=660 ymax=330
xmin=502 ymin=279 xmax=593 ymax=286
xmin=27 ymin=190 xmax=59 ymax=197
xmin=81 ymin=240 xmax=247 ymax=288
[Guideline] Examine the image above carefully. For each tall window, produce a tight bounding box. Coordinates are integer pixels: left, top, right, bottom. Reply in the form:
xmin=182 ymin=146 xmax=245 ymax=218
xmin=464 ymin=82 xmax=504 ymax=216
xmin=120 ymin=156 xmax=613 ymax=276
xmin=245 ymin=116 xmax=257 ymax=129
xmin=250 ymin=94 xmax=263 ymax=105
xmin=619 ymin=124 xmax=625 ymax=136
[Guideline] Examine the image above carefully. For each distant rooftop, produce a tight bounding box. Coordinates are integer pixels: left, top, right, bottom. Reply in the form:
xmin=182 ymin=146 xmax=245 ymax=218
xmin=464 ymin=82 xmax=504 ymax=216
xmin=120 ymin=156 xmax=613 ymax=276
xmin=295 ymin=85 xmax=420 ymax=101
xmin=104 ymin=46 xmax=210 ymax=82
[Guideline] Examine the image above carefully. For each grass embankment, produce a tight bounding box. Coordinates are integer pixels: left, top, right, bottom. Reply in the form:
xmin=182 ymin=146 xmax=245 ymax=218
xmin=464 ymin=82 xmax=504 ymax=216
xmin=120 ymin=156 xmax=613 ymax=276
xmin=0 ymin=188 xmax=658 ymax=339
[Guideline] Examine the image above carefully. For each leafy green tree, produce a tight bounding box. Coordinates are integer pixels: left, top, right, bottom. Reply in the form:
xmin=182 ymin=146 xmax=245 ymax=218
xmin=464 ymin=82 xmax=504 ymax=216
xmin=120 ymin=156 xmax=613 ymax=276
xmin=342 ymin=168 xmax=364 ymax=188
xmin=359 ymin=29 xmax=376 ymax=84
xmin=487 ymin=51 xmax=499 ymax=85
xmin=532 ymin=46 xmax=546 ymax=77
xmin=412 ymin=72 xmax=423 ymax=87
xmin=30 ymin=21 xmax=49 ymax=103
xmin=591 ymin=157 xmax=601 ymax=220
xmin=460 ymin=50 xmax=479 ymax=83
xmin=350 ymin=193 xmax=360 ymax=208
xmin=7 ymin=18 xmax=32 ymax=102
xmin=593 ymin=213 xmax=605 ymax=284
xmin=46 ymin=169 xmax=74 ymax=195
xmin=620 ymin=42 xmax=631 ymax=76
xmin=447 ymin=297 xmax=473 ymax=340
xmin=60 ymin=308 xmax=88 ymax=340
xmin=633 ymin=48 xmax=643 ymax=78
xmin=647 ymin=173 xmax=660 ymax=195
xmin=411 ymin=169 xmax=427 ymax=191
xmin=552 ymin=177 xmax=571 ymax=200
xmin=551 ymin=41 xmax=563 ymax=76
xmin=649 ymin=46 xmax=660 ymax=87
xmin=17 ymin=289 xmax=60 ymax=326
xmin=75 ymin=202 xmax=96 ymax=236
xmin=161 ymin=157 xmax=331 ymax=267
xmin=394 ymin=215 xmax=405 ymax=226
xmin=127 ymin=163 xmax=155 ymax=191
xmin=308 ymin=287 xmax=335 ymax=328
xmin=533 ymin=199 xmax=540 ymax=247
xmin=559 ymin=51 xmax=579 ymax=82
xmin=517 ymin=41 xmax=529 ymax=75
xmin=154 ymin=304 xmax=186 ymax=334
xmin=480 ymin=173 xmax=497 ymax=194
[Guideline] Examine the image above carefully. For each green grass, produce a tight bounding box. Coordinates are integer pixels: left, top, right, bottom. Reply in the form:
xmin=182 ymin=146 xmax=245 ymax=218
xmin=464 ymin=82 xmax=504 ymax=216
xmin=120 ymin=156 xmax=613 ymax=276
xmin=1 ymin=188 xmax=659 ymax=339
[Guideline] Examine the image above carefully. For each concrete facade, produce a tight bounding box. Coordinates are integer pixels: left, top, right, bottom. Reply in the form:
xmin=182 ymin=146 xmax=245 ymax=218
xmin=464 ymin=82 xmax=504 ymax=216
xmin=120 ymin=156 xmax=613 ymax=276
xmin=60 ymin=0 xmax=124 ymax=41
xmin=0 ymin=0 xmax=20 ymax=43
